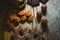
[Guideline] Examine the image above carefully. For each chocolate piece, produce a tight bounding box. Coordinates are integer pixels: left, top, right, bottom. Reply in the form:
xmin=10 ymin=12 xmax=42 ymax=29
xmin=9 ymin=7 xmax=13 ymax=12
xmin=41 ymin=4 xmax=47 ymax=16
xmin=41 ymin=17 xmax=48 ymax=32
xmin=37 ymin=11 xmax=42 ymax=22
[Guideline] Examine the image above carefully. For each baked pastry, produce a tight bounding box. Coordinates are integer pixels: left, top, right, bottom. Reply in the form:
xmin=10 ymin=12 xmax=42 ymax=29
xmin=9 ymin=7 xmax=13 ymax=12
xmin=9 ymin=15 xmax=20 ymax=27
xmin=14 ymin=16 xmax=21 ymax=22
xmin=25 ymin=10 xmax=32 ymax=17
xmin=9 ymin=15 xmax=21 ymax=22
xmin=6 ymin=19 xmax=15 ymax=30
xmin=9 ymin=15 xmax=16 ymax=21
xmin=21 ymin=15 xmax=27 ymax=21
xmin=41 ymin=4 xmax=47 ymax=16
xmin=27 ymin=15 xmax=34 ymax=22
xmin=18 ymin=10 xmax=26 ymax=16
